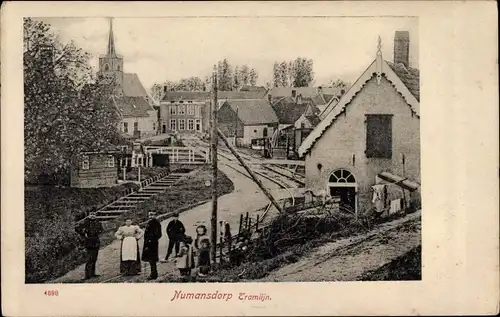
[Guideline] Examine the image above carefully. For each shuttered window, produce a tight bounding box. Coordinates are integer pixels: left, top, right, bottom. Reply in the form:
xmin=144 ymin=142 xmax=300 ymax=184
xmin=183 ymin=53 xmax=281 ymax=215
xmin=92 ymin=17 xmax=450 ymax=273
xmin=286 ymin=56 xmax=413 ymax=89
xmin=366 ymin=114 xmax=393 ymax=158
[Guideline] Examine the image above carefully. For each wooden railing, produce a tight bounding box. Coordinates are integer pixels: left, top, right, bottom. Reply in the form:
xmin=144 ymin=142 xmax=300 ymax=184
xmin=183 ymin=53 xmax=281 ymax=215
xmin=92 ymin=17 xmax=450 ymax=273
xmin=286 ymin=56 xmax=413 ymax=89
xmin=144 ymin=146 xmax=209 ymax=164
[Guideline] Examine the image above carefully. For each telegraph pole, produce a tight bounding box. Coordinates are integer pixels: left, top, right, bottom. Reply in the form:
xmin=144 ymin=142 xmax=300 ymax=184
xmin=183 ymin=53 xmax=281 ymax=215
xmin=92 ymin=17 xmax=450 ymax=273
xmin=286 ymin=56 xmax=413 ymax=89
xmin=210 ymin=66 xmax=218 ymax=263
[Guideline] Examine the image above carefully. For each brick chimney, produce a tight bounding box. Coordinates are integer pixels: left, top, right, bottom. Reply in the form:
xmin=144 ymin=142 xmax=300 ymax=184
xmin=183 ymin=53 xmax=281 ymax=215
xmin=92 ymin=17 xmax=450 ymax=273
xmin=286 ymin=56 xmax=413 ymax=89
xmin=394 ymin=31 xmax=410 ymax=67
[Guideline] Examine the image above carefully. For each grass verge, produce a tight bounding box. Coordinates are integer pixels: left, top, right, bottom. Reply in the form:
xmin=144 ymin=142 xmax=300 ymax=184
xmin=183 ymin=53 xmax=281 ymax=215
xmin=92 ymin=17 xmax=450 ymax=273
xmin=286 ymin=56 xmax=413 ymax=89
xmin=25 ymin=183 xmax=139 ymax=283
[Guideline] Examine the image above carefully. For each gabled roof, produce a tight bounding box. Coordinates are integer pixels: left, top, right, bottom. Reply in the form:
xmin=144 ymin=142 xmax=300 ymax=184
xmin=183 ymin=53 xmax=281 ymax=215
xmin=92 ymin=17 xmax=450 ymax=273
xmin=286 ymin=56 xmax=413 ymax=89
xmin=113 ymin=96 xmax=154 ymax=118
xmin=239 ymin=85 xmax=267 ymax=93
xmin=386 ymin=62 xmax=420 ymax=101
xmin=122 ymin=73 xmax=153 ymax=100
xmin=271 ymin=99 xmax=309 ymax=124
xmin=161 ymin=90 xmax=266 ymax=102
xmin=162 ymin=91 xmax=210 ymax=102
xmin=218 ymin=90 xmax=267 ymax=100
xmin=268 ymin=86 xmax=342 ymax=98
xmin=298 ymin=55 xmax=420 ymax=158
xmin=222 ymin=99 xmax=279 ymax=125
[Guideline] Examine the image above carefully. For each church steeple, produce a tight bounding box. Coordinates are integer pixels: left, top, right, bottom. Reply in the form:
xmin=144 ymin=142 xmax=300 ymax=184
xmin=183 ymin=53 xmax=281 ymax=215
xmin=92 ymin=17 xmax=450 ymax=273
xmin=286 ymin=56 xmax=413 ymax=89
xmin=107 ymin=18 xmax=116 ymax=57
xmin=98 ymin=17 xmax=124 ymax=96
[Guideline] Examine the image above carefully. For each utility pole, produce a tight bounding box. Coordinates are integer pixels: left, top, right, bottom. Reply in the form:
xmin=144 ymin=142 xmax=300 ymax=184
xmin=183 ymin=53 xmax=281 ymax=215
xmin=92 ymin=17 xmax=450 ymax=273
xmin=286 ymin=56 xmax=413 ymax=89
xmin=210 ymin=66 xmax=218 ymax=263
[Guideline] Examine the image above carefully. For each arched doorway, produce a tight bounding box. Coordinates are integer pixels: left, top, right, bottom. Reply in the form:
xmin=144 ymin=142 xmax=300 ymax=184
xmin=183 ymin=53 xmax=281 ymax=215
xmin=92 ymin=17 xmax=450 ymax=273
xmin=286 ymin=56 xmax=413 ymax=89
xmin=327 ymin=169 xmax=357 ymax=213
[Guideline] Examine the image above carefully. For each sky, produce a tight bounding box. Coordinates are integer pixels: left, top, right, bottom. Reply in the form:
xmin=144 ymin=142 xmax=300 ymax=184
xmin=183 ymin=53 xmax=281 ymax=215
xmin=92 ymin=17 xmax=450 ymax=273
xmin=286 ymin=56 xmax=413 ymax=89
xmin=39 ymin=17 xmax=418 ymax=90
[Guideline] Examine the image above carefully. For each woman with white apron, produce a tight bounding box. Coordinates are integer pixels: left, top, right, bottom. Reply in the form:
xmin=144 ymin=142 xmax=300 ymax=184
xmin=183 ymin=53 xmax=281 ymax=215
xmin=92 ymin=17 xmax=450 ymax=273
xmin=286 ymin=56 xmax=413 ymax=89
xmin=115 ymin=219 xmax=144 ymax=276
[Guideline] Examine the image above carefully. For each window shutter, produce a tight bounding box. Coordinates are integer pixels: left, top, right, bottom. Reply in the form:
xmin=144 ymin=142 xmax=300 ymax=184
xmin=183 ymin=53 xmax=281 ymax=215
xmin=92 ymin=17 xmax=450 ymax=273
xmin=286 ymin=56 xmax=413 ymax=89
xmin=366 ymin=115 xmax=392 ymax=158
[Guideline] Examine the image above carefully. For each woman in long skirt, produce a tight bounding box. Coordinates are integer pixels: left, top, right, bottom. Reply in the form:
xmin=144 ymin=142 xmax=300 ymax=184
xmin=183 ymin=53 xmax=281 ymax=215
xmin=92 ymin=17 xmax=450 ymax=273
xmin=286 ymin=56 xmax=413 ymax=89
xmin=115 ymin=219 xmax=144 ymax=276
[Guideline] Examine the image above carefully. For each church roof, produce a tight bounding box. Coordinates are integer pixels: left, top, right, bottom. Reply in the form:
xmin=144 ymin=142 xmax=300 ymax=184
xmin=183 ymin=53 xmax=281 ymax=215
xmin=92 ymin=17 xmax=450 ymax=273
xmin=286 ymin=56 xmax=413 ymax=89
xmin=113 ymin=96 xmax=154 ymax=118
xmin=122 ymin=73 xmax=151 ymax=99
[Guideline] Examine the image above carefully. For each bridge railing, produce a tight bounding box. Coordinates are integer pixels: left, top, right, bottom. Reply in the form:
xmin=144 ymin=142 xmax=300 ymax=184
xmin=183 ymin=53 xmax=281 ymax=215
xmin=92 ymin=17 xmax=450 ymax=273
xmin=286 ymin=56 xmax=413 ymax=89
xmin=144 ymin=146 xmax=209 ymax=164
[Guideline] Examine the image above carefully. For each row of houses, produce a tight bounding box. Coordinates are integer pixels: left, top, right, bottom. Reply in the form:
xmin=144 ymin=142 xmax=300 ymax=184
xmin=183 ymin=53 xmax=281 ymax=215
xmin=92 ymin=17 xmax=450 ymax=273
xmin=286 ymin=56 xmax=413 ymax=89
xmin=98 ymin=19 xmax=347 ymax=152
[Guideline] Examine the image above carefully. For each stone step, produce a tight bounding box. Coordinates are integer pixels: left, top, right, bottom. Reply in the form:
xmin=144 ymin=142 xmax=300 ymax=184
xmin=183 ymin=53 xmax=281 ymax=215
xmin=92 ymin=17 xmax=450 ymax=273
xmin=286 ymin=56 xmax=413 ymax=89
xmin=103 ymin=205 xmax=134 ymax=210
xmin=120 ymin=197 xmax=149 ymax=201
xmin=128 ymin=193 xmax=156 ymax=197
xmin=97 ymin=210 xmax=128 ymax=215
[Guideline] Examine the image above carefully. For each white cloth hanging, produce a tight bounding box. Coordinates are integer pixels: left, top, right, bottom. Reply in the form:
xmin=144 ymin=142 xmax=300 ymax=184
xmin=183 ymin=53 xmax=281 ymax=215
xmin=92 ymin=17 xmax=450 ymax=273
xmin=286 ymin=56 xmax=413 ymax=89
xmin=371 ymin=184 xmax=386 ymax=213
xmin=390 ymin=199 xmax=402 ymax=215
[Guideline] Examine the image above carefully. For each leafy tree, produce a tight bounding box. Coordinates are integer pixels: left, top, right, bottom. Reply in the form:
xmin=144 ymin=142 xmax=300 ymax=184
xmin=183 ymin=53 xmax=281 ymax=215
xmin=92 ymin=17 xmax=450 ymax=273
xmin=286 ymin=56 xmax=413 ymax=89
xmin=233 ymin=65 xmax=241 ymax=90
xmin=239 ymin=64 xmax=250 ymax=86
xmin=272 ymin=62 xmax=281 ymax=87
xmin=330 ymin=79 xmax=349 ymax=89
xmin=290 ymin=57 xmax=314 ymax=87
xmin=272 ymin=58 xmax=315 ymax=88
xmin=150 ymin=83 xmax=164 ymax=102
xmin=278 ymin=61 xmax=289 ymax=87
xmin=24 ymin=18 xmax=121 ymax=184
xmin=217 ymin=59 xmax=233 ymax=91
xmin=249 ymin=68 xmax=258 ymax=86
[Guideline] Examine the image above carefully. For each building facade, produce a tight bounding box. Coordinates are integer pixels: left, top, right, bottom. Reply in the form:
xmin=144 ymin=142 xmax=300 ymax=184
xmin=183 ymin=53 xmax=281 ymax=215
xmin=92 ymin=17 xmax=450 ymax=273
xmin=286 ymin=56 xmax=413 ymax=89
xmin=298 ymin=32 xmax=420 ymax=214
xmin=218 ymin=99 xmax=279 ymax=146
xmin=70 ymin=152 xmax=118 ymax=188
xmin=159 ymin=91 xmax=209 ymax=134
xmin=157 ymin=89 xmax=269 ymax=135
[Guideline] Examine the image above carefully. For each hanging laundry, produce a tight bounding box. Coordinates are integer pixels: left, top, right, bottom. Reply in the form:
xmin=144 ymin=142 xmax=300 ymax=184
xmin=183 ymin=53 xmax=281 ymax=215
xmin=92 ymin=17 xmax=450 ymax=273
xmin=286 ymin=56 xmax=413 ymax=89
xmin=371 ymin=184 xmax=386 ymax=213
xmin=390 ymin=198 xmax=402 ymax=215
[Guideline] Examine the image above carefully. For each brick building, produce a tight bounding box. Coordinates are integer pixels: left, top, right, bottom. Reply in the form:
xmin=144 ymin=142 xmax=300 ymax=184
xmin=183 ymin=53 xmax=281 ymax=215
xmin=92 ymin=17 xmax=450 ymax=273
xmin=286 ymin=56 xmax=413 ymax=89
xmin=298 ymin=31 xmax=420 ymax=214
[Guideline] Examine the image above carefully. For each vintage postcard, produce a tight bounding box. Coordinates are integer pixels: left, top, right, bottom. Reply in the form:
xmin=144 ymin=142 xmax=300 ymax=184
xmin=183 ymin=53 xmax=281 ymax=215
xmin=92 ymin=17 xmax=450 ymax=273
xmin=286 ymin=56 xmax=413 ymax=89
xmin=1 ymin=1 xmax=498 ymax=316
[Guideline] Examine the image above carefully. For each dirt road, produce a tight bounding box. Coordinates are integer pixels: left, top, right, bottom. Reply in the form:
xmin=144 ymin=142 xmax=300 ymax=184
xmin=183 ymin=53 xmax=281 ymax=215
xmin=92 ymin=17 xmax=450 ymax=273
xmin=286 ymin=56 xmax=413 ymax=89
xmin=258 ymin=211 xmax=421 ymax=282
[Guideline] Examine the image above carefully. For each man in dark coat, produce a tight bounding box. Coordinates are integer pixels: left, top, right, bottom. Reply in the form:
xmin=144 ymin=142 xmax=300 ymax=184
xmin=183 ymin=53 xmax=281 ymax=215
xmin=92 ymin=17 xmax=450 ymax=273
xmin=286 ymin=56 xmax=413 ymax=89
xmin=163 ymin=212 xmax=185 ymax=261
xmin=76 ymin=211 xmax=103 ymax=280
xmin=141 ymin=211 xmax=162 ymax=280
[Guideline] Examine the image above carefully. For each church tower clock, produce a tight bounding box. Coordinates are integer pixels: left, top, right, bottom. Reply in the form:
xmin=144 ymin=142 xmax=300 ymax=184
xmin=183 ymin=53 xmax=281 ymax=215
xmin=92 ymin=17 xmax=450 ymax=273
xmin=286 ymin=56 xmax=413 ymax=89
xmin=98 ymin=18 xmax=124 ymax=96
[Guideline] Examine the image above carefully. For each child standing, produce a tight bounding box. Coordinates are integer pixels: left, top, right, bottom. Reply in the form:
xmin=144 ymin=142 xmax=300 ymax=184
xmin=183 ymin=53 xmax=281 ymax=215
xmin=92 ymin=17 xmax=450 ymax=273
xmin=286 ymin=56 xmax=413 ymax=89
xmin=194 ymin=225 xmax=211 ymax=277
xmin=176 ymin=236 xmax=195 ymax=277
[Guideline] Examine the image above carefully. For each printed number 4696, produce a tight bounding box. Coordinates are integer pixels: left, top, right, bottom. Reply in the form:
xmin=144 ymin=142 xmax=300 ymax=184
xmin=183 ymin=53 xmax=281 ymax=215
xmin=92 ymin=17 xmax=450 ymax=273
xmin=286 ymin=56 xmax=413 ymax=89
xmin=44 ymin=290 xmax=59 ymax=296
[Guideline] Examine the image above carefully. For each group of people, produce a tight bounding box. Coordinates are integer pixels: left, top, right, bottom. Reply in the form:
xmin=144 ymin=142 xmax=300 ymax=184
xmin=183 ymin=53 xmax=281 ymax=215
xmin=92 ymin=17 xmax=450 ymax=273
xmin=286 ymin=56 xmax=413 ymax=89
xmin=77 ymin=211 xmax=212 ymax=281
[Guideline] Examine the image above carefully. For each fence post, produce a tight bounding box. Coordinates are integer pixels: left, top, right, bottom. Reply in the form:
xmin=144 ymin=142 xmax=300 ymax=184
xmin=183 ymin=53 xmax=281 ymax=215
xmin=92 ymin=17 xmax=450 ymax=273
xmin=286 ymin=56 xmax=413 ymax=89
xmin=238 ymin=214 xmax=243 ymax=237
xmin=245 ymin=212 xmax=249 ymax=231
xmin=256 ymin=215 xmax=260 ymax=232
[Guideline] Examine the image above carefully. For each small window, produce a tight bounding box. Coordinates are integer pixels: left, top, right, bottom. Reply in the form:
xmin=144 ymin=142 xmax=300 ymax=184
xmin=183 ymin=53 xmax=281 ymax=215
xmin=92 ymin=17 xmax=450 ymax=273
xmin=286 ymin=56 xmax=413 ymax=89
xmin=107 ymin=155 xmax=115 ymax=168
xmin=82 ymin=155 xmax=90 ymax=170
xmin=170 ymin=105 xmax=177 ymax=115
xmin=153 ymin=122 xmax=156 ymax=130
xmin=170 ymin=119 xmax=176 ymax=130
xmin=134 ymin=122 xmax=139 ymax=131
xmin=188 ymin=100 xmax=193 ymax=103
xmin=178 ymin=104 xmax=185 ymax=115
xmin=179 ymin=119 xmax=185 ymax=130
xmin=366 ymin=114 xmax=393 ymax=158
xmin=188 ymin=119 xmax=194 ymax=130
xmin=123 ymin=122 xmax=128 ymax=133
xmin=170 ymin=101 xmax=175 ymax=104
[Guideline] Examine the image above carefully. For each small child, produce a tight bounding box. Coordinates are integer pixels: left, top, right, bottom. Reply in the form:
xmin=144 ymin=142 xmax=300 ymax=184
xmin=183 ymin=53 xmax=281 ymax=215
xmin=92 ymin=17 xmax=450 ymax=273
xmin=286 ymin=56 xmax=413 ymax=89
xmin=176 ymin=236 xmax=195 ymax=277
xmin=197 ymin=239 xmax=211 ymax=276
